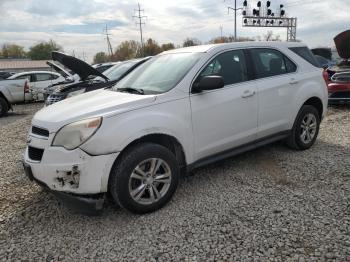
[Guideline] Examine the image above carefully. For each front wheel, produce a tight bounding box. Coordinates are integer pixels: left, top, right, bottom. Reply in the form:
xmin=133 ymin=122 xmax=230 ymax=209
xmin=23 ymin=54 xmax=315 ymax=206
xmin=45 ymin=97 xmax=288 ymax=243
xmin=286 ymin=105 xmax=320 ymax=150
xmin=109 ymin=143 xmax=179 ymax=214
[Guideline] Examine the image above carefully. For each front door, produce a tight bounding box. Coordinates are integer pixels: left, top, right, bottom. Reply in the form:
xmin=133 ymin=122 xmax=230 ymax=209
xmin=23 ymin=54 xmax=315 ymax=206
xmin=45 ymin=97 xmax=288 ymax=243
xmin=190 ymin=49 xmax=258 ymax=161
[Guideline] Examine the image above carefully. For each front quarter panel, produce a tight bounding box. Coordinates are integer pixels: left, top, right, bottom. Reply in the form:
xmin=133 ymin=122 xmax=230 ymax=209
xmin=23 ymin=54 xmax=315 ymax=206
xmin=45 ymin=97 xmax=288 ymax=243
xmin=80 ymin=96 xmax=194 ymax=164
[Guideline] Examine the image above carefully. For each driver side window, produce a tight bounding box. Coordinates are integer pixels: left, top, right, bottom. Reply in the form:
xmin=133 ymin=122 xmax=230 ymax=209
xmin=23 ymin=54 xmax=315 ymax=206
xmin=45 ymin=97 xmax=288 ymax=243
xmin=198 ymin=50 xmax=248 ymax=86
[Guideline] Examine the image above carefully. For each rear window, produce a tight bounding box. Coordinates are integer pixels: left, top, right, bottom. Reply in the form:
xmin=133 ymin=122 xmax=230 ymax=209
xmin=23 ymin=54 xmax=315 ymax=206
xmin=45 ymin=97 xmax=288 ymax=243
xmin=250 ymin=48 xmax=297 ymax=79
xmin=289 ymin=47 xmax=319 ymax=67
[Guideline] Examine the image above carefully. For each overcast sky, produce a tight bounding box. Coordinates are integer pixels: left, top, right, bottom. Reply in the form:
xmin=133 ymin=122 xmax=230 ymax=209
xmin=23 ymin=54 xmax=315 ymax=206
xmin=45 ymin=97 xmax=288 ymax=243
xmin=0 ymin=0 xmax=349 ymax=62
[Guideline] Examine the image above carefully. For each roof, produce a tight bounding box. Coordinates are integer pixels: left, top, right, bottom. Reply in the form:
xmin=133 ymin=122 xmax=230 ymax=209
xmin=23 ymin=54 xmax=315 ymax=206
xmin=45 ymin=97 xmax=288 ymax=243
xmin=162 ymin=41 xmax=307 ymax=54
xmin=0 ymin=60 xmax=51 ymax=70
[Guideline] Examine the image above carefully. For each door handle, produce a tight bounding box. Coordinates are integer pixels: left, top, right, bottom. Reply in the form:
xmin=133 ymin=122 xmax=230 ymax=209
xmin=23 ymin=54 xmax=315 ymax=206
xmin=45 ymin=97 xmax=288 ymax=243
xmin=289 ymin=78 xmax=299 ymax=85
xmin=241 ymin=90 xmax=256 ymax=98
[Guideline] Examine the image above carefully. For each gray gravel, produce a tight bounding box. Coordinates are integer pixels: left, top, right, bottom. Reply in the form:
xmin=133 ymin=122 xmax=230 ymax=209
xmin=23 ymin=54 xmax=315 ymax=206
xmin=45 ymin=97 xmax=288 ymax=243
xmin=0 ymin=103 xmax=350 ymax=261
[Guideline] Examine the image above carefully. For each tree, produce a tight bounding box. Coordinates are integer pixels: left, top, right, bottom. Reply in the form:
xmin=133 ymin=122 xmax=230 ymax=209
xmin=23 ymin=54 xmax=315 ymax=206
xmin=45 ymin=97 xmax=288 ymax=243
xmin=143 ymin=38 xmax=162 ymax=56
xmin=182 ymin=38 xmax=201 ymax=47
xmin=262 ymin=31 xmax=281 ymax=41
xmin=1 ymin=44 xmax=26 ymax=58
xmin=113 ymin=40 xmax=140 ymax=61
xmin=27 ymin=40 xmax=62 ymax=60
xmin=93 ymin=52 xmax=108 ymax=64
xmin=161 ymin=43 xmax=175 ymax=51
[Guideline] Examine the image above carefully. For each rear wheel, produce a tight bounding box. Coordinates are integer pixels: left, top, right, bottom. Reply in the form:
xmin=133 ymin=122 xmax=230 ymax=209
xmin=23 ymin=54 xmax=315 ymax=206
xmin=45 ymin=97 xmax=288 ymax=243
xmin=0 ymin=97 xmax=9 ymax=117
xmin=286 ymin=105 xmax=320 ymax=150
xmin=109 ymin=143 xmax=179 ymax=214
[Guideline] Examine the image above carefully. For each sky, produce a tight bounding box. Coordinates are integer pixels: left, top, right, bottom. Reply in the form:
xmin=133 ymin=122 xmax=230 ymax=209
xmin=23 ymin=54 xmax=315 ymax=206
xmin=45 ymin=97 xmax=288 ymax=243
xmin=0 ymin=0 xmax=349 ymax=62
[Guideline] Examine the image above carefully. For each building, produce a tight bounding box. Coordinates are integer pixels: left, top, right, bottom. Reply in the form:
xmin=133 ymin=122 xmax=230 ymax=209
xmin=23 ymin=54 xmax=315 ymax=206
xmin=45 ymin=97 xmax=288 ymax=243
xmin=0 ymin=59 xmax=51 ymax=73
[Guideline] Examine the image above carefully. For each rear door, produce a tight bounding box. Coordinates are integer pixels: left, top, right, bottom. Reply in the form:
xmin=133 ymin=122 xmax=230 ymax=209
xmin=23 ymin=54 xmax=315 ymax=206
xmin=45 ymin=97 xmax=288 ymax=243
xmin=190 ymin=49 xmax=258 ymax=160
xmin=248 ymin=48 xmax=298 ymax=139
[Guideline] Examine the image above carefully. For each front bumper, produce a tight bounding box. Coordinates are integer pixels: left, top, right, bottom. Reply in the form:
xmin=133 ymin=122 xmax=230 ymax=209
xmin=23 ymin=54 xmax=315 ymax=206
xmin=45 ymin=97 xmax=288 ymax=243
xmin=328 ymin=91 xmax=350 ymax=103
xmin=23 ymin=162 xmax=104 ymax=215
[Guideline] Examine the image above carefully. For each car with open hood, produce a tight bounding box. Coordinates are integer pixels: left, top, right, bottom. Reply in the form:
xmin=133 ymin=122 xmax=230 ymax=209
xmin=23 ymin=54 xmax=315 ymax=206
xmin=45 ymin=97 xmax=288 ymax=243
xmin=324 ymin=30 xmax=350 ymax=103
xmin=23 ymin=42 xmax=327 ymax=215
xmin=45 ymin=52 xmax=150 ymax=105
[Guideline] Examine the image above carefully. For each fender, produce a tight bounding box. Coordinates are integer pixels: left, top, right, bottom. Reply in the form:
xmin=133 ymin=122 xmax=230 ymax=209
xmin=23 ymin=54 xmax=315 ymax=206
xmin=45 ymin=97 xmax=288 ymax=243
xmin=80 ymin=96 xmax=196 ymax=164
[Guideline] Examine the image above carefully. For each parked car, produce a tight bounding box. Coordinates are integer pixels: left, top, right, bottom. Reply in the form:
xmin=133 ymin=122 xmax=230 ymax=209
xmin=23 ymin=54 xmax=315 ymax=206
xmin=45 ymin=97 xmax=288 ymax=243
xmin=324 ymin=30 xmax=350 ymax=103
xmin=0 ymin=71 xmax=15 ymax=80
xmin=23 ymin=42 xmax=327 ymax=214
xmin=92 ymin=62 xmax=120 ymax=73
xmin=314 ymin=55 xmax=332 ymax=69
xmin=46 ymin=52 xmax=150 ymax=105
xmin=43 ymin=61 xmax=78 ymax=100
xmin=0 ymin=71 xmax=66 ymax=116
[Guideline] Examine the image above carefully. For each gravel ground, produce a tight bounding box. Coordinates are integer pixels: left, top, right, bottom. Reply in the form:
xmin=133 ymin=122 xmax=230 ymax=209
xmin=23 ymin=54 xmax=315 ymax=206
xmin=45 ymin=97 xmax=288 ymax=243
xmin=0 ymin=103 xmax=349 ymax=261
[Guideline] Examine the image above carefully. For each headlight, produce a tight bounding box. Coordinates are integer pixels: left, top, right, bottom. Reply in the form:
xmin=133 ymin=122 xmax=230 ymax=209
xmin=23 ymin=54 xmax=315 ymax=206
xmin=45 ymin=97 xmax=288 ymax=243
xmin=66 ymin=88 xmax=86 ymax=98
xmin=52 ymin=117 xmax=102 ymax=150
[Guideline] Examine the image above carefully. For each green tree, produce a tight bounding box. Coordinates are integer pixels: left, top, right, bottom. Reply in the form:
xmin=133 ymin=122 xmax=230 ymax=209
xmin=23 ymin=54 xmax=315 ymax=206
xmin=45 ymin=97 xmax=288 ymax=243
xmin=113 ymin=40 xmax=140 ymax=61
xmin=93 ymin=52 xmax=108 ymax=64
xmin=27 ymin=40 xmax=62 ymax=60
xmin=182 ymin=38 xmax=201 ymax=47
xmin=161 ymin=43 xmax=175 ymax=51
xmin=1 ymin=44 xmax=26 ymax=58
xmin=142 ymin=38 xmax=162 ymax=56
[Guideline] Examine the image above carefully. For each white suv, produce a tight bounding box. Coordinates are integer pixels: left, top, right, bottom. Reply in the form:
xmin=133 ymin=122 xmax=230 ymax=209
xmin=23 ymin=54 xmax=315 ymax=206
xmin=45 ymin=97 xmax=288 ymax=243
xmin=23 ymin=42 xmax=328 ymax=214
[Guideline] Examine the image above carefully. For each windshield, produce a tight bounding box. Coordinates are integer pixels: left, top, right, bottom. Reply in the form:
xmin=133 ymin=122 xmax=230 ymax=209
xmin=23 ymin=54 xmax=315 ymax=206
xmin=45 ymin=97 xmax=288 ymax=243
xmin=113 ymin=53 xmax=202 ymax=94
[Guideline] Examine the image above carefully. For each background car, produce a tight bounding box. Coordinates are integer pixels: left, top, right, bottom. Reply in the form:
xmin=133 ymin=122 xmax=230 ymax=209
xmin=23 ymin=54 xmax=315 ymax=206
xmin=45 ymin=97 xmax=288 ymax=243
xmin=0 ymin=71 xmax=15 ymax=80
xmin=92 ymin=62 xmax=120 ymax=73
xmin=46 ymin=52 xmax=150 ymax=105
xmin=323 ymin=30 xmax=350 ymax=103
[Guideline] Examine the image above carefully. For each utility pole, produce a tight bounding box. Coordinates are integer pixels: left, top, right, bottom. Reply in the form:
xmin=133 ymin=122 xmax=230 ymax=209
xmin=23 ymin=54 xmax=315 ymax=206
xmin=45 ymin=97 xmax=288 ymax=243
xmin=103 ymin=24 xmax=113 ymax=59
xmin=227 ymin=0 xmax=243 ymax=41
xmin=220 ymin=25 xmax=223 ymax=40
xmin=133 ymin=3 xmax=147 ymax=56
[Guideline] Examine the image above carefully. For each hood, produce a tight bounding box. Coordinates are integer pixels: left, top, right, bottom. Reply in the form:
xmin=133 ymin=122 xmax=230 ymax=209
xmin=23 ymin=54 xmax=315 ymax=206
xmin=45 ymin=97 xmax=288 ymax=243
xmin=32 ymin=89 xmax=156 ymax=131
xmin=334 ymin=30 xmax=350 ymax=59
xmin=52 ymin=51 xmax=109 ymax=81
xmin=46 ymin=61 xmax=72 ymax=79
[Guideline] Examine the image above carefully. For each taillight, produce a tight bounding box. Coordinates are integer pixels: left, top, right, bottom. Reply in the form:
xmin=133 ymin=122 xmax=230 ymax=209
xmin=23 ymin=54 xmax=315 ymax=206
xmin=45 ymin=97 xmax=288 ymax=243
xmin=322 ymin=70 xmax=329 ymax=83
xmin=24 ymin=80 xmax=30 ymax=93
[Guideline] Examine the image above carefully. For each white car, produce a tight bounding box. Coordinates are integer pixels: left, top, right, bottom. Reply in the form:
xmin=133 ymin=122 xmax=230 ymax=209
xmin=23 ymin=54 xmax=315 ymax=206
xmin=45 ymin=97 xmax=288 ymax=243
xmin=23 ymin=42 xmax=328 ymax=214
xmin=0 ymin=71 xmax=66 ymax=116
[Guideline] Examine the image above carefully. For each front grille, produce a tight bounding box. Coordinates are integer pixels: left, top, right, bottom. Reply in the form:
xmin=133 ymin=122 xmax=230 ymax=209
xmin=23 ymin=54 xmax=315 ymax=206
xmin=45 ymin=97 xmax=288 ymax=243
xmin=28 ymin=146 xmax=44 ymax=162
xmin=46 ymin=94 xmax=64 ymax=105
xmin=32 ymin=126 xmax=49 ymax=137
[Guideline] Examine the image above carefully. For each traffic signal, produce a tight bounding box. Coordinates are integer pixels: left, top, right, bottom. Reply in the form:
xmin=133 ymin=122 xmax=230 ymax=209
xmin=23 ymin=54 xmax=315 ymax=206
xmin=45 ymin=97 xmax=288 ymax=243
xmin=244 ymin=18 xmax=248 ymax=24
xmin=280 ymin=9 xmax=285 ymax=16
xmin=257 ymin=1 xmax=261 ymax=7
xmin=267 ymin=9 xmax=272 ymax=15
xmin=242 ymin=10 xmax=247 ymax=15
xmin=267 ymin=1 xmax=271 ymax=7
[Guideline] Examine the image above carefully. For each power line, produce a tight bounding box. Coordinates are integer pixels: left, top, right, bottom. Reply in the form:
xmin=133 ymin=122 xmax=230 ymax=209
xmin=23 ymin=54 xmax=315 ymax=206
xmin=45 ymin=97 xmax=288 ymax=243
xmin=133 ymin=3 xmax=147 ymax=56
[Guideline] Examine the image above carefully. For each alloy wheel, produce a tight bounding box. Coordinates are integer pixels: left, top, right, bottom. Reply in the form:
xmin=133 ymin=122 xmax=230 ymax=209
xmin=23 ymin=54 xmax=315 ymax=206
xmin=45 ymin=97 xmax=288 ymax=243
xmin=300 ymin=113 xmax=317 ymax=144
xmin=128 ymin=158 xmax=172 ymax=205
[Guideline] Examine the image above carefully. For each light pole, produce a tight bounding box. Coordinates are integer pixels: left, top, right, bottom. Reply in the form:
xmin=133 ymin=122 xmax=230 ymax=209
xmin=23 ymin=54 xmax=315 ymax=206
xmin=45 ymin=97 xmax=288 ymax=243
xmin=228 ymin=0 xmax=243 ymax=41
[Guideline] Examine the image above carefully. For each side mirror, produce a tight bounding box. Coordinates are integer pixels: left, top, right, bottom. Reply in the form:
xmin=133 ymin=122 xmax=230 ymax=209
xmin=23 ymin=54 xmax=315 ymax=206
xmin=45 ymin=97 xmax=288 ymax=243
xmin=192 ymin=75 xmax=225 ymax=93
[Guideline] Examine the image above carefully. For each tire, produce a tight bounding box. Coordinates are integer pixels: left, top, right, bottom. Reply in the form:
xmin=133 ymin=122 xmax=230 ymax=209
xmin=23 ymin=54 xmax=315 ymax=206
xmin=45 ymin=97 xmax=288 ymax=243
xmin=286 ymin=105 xmax=320 ymax=150
xmin=0 ymin=97 xmax=9 ymax=117
xmin=109 ymin=143 xmax=180 ymax=214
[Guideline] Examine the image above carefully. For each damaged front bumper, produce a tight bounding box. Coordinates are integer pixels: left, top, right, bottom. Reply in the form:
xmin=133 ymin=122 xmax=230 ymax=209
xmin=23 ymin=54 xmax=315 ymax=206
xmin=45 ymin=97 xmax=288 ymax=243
xmin=23 ymin=133 xmax=119 ymax=214
xmin=23 ymin=162 xmax=104 ymax=215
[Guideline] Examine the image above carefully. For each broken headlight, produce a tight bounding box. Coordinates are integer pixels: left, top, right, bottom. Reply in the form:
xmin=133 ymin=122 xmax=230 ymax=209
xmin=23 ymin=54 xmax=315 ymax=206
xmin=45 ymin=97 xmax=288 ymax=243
xmin=52 ymin=117 xmax=102 ymax=150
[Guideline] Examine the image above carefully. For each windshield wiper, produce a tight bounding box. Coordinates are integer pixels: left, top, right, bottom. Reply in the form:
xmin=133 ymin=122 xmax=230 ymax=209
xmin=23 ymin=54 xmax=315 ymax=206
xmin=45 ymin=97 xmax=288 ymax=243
xmin=117 ymin=87 xmax=144 ymax=95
